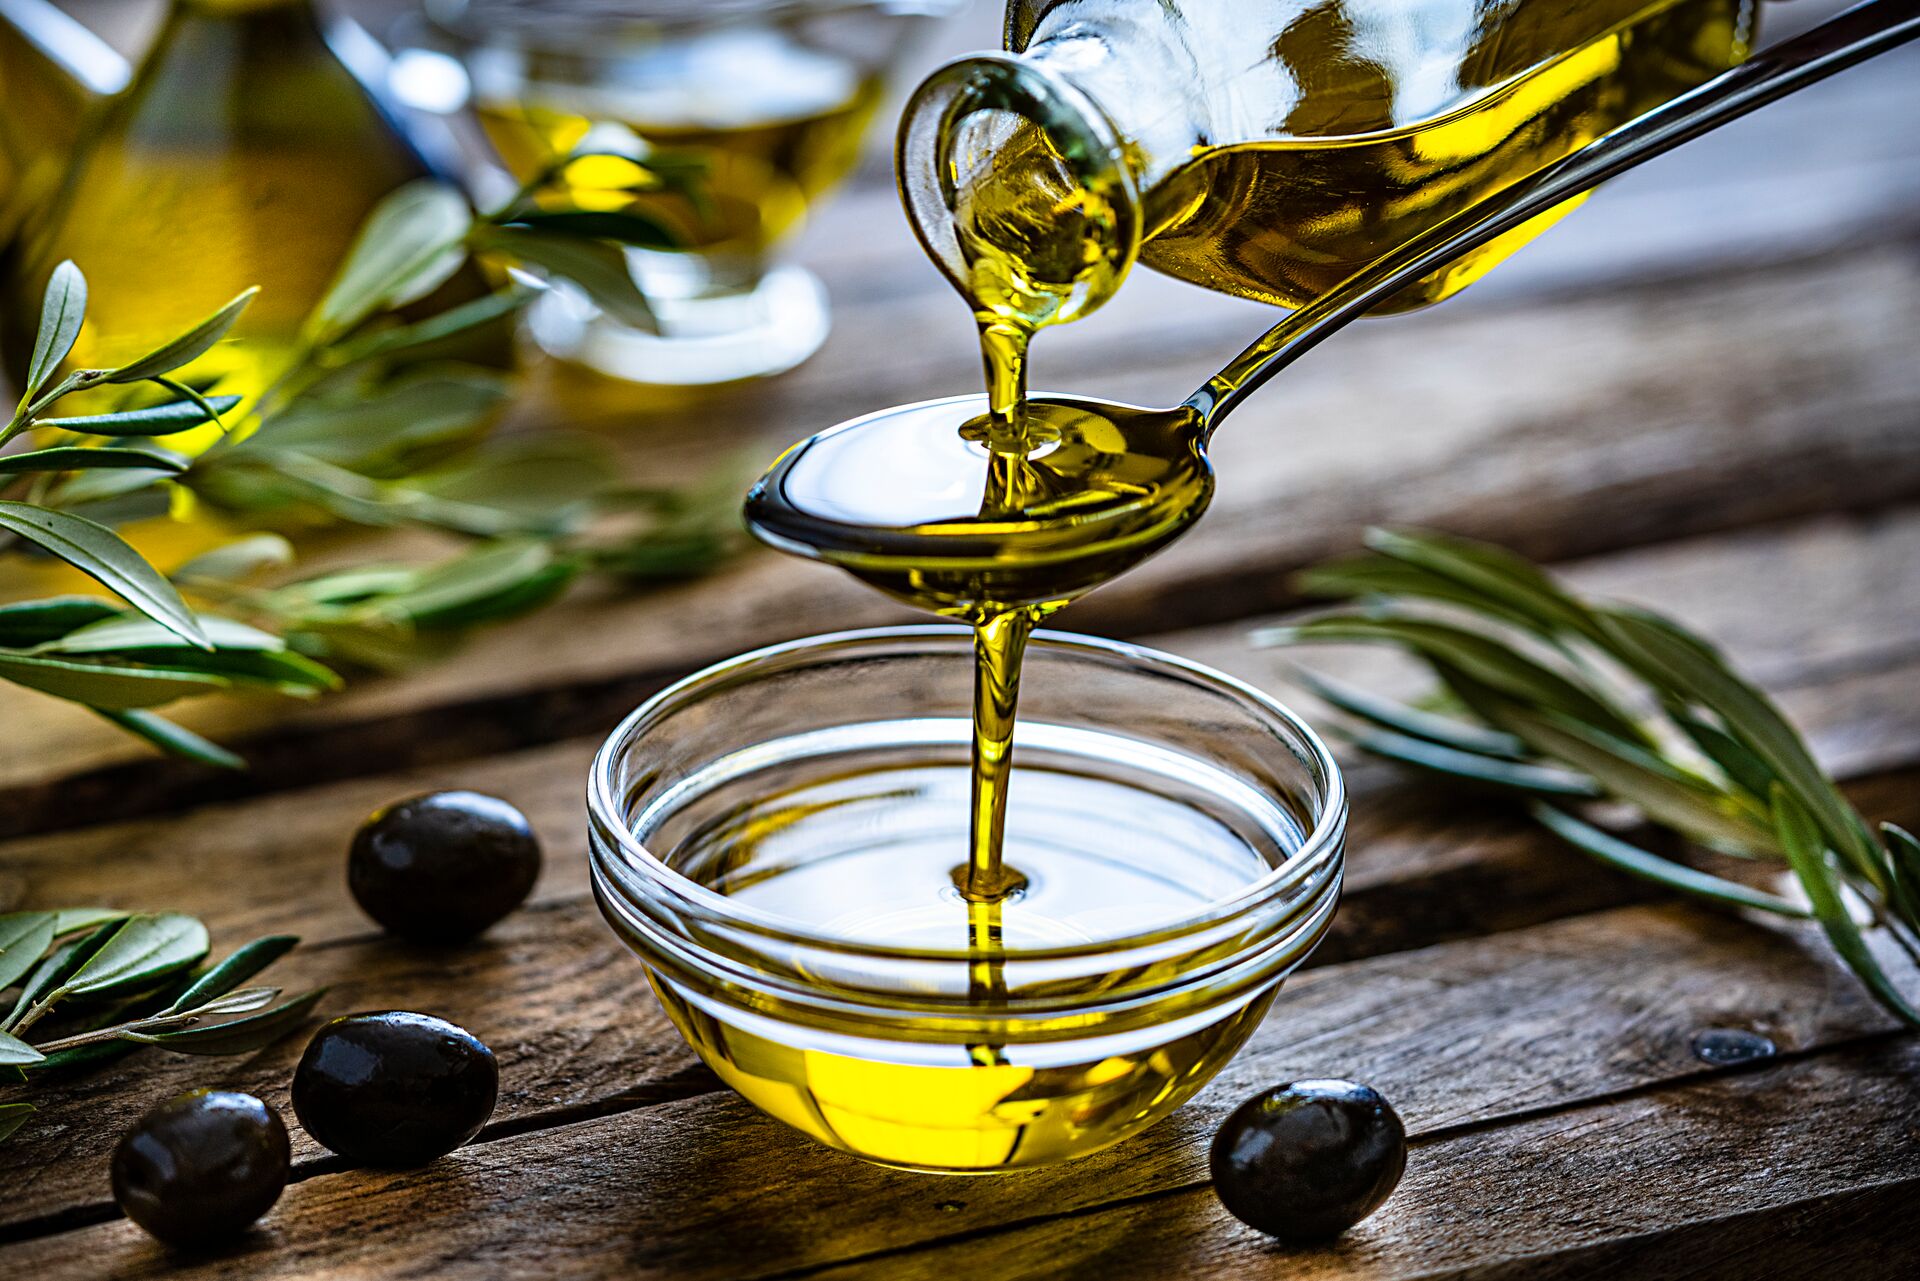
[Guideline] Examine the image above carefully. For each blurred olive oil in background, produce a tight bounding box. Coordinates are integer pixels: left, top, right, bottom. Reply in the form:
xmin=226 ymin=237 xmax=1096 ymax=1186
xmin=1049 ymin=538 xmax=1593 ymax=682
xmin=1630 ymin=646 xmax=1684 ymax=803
xmin=474 ymin=28 xmax=882 ymax=269
xmin=0 ymin=0 xmax=493 ymax=409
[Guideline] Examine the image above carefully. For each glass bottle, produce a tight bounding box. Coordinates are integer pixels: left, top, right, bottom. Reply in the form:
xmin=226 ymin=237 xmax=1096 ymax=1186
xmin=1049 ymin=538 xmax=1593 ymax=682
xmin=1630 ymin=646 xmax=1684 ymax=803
xmin=898 ymin=0 xmax=1758 ymax=329
xmin=0 ymin=0 xmax=127 ymax=244
xmin=0 ymin=0 xmax=495 ymax=405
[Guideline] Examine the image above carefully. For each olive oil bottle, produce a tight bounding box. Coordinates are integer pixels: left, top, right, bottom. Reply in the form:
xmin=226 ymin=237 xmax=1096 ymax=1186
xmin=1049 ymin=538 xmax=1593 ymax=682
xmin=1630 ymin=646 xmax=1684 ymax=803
xmin=474 ymin=63 xmax=882 ymax=271
xmin=0 ymin=0 xmax=125 ymax=244
xmin=0 ymin=0 xmax=493 ymax=407
xmin=902 ymin=0 xmax=1757 ymax=322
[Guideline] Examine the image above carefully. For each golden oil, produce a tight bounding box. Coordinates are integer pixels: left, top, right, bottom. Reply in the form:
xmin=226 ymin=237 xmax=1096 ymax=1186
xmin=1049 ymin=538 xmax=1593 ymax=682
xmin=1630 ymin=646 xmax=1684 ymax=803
xmin=0 ymin=0 xmax=498 ymax=412
xmin=472 ymin=31 xmax=881 ymax=268
xmin=634 ymin=748 xmax=1296 ymax=1172
xmin=1135 ymin=0 xmax=1755 ymax=309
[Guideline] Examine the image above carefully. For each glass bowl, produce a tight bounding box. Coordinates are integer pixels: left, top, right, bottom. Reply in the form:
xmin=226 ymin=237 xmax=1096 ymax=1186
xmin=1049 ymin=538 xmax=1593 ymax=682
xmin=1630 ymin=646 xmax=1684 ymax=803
xmin=588 ymin=625 xmax=1345 ymax=1172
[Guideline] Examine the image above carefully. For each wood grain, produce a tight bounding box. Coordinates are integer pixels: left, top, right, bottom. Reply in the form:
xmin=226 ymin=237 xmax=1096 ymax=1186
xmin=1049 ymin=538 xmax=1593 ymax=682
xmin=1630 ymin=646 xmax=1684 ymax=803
xmin=3 ymin=902 xmax=1906 ymax=1276
xmin=796 ymin=1038 xmax=1920 ymax=1281
xmin=3 ymin=240 xmax=1917 ymax=834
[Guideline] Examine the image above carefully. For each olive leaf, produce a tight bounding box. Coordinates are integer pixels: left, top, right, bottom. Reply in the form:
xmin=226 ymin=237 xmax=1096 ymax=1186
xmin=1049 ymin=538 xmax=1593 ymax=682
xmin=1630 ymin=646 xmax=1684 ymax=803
xmin=52 ymin=909 xmax=128 ymax=935
xmin=0 ymin=445 xmax=187 ymax=475
xmin=308 ymin=180 xmax=474 ymax=343
xmin=163 ymin=935 xmax=298 ymax=1014
xmin=0 ymin=650 xmax=229 ymax=709
xmin=0 ymin=597 xmax=121 ymax=647
xmin=172 ymin=534 xmax=295 ymax=585
xmin=58 ymin=913 xmax=209 ymax=1002
xmin=23 ymin=260 xmax=86 ymax=401
xmin=4 ymin=921 xmax=117 ymax=1029
xmin=1277 ymin=527 xmax=1920 ymax=1028
xmin=481 ymin=225 xmax=658 ymax=330
xmin=0 ymin=914 xmax=57 ymax=992
xmin=0 ymin=1102 xmax=33 ymax=1143
xmin=1531 ymin=802 xmax=1807 ymax=917
xmin=104 ymin=288 xmax=258 ymax=384
xmin=502 ymin=208 xmax=677 ymax=249
xmin=0 ymin=502 xmax=208 ymax=648
xmin=323 ymin=288 xmax=529 ymax=372
xmin=0 ymin=1029 xmax=46 ymax=1065
xmin=47 ymin=613 xmax=283 ymax=655
xmin=96 ymin=710 xmax=245 ymax=771
xmin=1274 ymin=656 xmax=1531 ymax=759
xmin=35 ymin=395 xmax=241 ymax=437
xmin=1774 ymin=787 xmax=1920 ymax=1025
xmin=128 ymin=987 xmax=326 ymax=1056
xmin=1336 ymin=722 xmax=1601 ymax=797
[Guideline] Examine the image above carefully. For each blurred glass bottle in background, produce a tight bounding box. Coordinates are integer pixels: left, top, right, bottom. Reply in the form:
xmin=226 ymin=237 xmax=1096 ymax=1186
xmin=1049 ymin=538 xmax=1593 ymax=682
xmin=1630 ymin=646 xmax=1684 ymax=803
xmin=0 ymin=0 xmax=501 ymax=411
xmin=900 ymin=0 xmax=1758 ymax=332
xmin=423 ymin=0 xmax=960 ymax=387
xmin=0 ymin=0 xmax=127 ymax=246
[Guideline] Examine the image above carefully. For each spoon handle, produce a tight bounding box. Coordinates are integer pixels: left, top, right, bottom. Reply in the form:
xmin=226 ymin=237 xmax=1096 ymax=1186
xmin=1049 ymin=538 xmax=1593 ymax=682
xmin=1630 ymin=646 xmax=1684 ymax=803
xmin=1188 ymin=0 xmax=1920 ymax=431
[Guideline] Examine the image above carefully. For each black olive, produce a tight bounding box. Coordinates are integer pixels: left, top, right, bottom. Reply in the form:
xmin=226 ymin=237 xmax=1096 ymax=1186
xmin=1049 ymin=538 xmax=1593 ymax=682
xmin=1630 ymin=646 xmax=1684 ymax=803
xmin=292 ymin=1011 xmax=497 ymax=1167
xmin=1209 ymin=1079 xmax=1406 ymax=1241
xmin=349 ymin=791 xmax=540 ymax=942
xmin=111 ymin=1089 xmax=289 ymax=1248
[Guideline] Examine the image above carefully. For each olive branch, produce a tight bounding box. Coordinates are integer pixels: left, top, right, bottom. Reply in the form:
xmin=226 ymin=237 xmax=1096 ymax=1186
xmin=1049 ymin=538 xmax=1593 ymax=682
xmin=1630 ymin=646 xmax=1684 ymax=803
xmin=0 ymin=153 xmax=742 ymax=767
xmin=1257 ymin=528 xmax=1920 ymax=1026
xmin=0 ymin=911 xmax=322 ymax=1146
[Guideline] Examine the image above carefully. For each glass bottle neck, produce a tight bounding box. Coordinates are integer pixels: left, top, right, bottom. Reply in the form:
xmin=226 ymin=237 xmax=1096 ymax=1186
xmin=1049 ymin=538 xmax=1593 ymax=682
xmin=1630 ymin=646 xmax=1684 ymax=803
xmin=1014 ymin=4 xmax=1206 ymax=195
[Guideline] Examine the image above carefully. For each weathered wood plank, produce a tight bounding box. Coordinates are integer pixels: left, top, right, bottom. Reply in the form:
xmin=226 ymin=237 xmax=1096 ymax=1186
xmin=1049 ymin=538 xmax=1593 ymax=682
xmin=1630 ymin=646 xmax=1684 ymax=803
xmin=3 ymin=238 xmax=1917 ymax=834
xmin=4 ymin=903 xmax=1908 ymax=1275
xmin=5 ymin=504 xmax=1916 ymax=938
xmin=794 ymin=1038 xmax=1920 ymax=1281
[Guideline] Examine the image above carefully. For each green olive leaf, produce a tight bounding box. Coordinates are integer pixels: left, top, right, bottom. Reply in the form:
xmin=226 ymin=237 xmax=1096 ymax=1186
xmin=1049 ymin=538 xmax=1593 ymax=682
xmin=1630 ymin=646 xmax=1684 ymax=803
xmin=102 ymin=288 xmax=258 ymax=385
xmin=1273 ymin=656 xmax=1531 ymax=759
xmin=323 ymin=288 xmax=529 ymax=372
xmin=0 ymin=1101 xmax=33 ymax=1143
xmin=0 ymin=502 xmax=209 ymax=649
xmin=0 ymin=1029 xmax=46 ymax=1066
xmin=1601 ymin=607 xmax=1879 ymax=877
xmin=4 ymin=919 xmax=121 ymax=1029
xmin=94 ymin=709 xmax=245 ymax=771
xmin=35 ymin=395 xmax=242 ymax=437
xmin=501 ymin=208 xmax=677 ymax=249
xmin=1530 ymin=802 xmax=1807 ymax=917
xmin=163 ymin=935 xmax=298 ymax=1014
xmin=1363 ymin=527 xmax=1602 ymax=640
xmin=480 ymin=225 xmax=657 ymax=330
xmin=308 ymin=180 xmax=474 ymax=343
xmin=172 ymin=534 xmax=295 ymax=586
xmin=52 ymin=909 xmax=129 ymax=935
xmin=0 ymin=914 xmax=57 ymax=992
xmin=58 ymin=913 xmax=210 ymax=1001
xmin=128 ymin=987 xmax=326 ymax=1056
xmin=47 ymin=613 xmax=284 ymax=655
xmin=0 ymin=650 xmax=229 ymax=709
xmin=24 ymin=260 xmax=86 ymax=400
xmin=0 ymin=446 xmax=188 ymax=476
xmin=1774 ymin=787 xmax=1920 ymax=1027
xmin=0 ymin=597 xmax=122 ymax=647
xmin=1335 ymin=722 xmax=1601 ymax=797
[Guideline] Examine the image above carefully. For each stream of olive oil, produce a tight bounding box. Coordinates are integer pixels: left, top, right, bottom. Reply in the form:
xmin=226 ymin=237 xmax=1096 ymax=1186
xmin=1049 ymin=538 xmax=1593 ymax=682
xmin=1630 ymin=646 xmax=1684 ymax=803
xmin=731 ymin=0 xmax=1751 ymax=1170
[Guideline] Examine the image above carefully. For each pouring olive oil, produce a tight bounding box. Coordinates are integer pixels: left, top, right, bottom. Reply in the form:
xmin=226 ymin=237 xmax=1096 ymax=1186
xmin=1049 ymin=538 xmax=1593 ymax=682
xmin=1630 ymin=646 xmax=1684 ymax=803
xmin=724 ymin=0 xmax=1920 ymax=1174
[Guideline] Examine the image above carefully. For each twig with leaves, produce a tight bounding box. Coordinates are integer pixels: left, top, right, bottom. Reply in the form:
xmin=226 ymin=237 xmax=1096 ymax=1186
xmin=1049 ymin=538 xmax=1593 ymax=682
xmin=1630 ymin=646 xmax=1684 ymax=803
xmin=0 ymin=153 xmax=743 ymax=767
xmin=0 ymin=910 xmax=322 ymax=1145
xmin=1257 ymin=528 xmax=1920 ymax=1025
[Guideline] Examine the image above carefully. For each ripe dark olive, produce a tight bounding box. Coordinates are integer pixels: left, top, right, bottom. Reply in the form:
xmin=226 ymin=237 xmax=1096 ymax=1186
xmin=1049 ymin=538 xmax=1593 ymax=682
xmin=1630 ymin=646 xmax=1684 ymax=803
xmin=111 ymin=1089 xmax=289 ymax=1248
xmin=293 ymin=1011 xmax=497 ymax=1167
xmin=1210 ymin=1079 xmax=1406 ymax=1241
xmin=349 ymin=790 xmax=540 ymax=942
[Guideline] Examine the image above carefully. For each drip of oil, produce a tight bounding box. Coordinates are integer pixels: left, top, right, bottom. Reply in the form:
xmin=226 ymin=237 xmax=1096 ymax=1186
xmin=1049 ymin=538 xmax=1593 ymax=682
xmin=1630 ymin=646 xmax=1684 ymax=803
xmin=473 ymin=27 xmax=881 ymax=269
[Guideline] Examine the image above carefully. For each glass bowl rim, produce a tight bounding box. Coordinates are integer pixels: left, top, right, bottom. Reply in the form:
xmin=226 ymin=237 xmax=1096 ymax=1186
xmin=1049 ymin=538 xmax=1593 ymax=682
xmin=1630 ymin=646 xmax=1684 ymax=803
xmin=426 ymin=0 xmax=968 ymax=45
xmin=588 ymin=623 xmax=1347 ymax=965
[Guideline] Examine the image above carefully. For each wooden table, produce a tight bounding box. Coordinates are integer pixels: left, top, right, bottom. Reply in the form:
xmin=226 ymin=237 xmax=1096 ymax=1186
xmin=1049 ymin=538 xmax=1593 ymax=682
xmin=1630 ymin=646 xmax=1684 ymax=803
xmin=4 ymin=2 xmax=1920 ymax=1275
